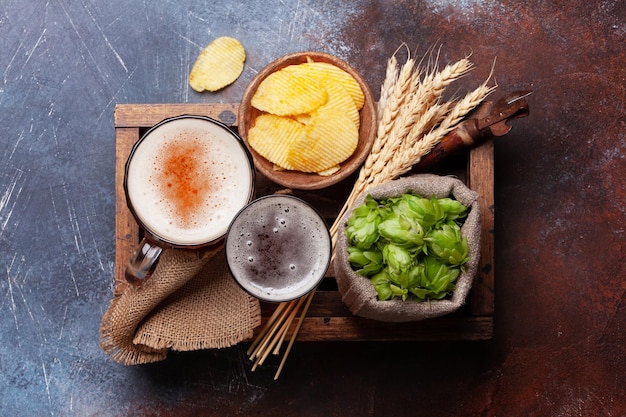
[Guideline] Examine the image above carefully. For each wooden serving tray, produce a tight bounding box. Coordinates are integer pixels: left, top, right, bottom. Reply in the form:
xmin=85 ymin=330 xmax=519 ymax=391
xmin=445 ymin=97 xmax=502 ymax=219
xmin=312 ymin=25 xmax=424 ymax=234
xmin=114 ymin=103 xmax=495 ymax=341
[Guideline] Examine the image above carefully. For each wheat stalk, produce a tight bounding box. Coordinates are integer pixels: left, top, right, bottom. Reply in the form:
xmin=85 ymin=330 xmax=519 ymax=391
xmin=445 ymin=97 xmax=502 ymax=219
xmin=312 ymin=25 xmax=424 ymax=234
xmin=363 ymin=51 xmax=415 ymax=177
xmin=426 ymin=58 xmax=474 ymax=102
xmin=393 ymin=101 xmax=451 ymax=170
xmin=390 ymin=82 xmax=497 ymax=179
xmin=377 ymin=54 xmax=398 ymax=124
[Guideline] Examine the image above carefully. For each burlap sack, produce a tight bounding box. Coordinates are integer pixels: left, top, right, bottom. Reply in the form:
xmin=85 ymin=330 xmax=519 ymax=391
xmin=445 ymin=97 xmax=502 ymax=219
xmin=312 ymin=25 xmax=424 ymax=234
xmin=100 ymin=246 xmax=261 ymax=365
xmin=334 ymin=174 xmax=481 ymax=322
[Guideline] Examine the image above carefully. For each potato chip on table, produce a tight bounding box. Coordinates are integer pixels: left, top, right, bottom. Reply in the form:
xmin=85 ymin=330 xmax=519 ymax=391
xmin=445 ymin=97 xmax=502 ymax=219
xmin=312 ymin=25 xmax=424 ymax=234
xmin=189 ymin=36 xmax=246 ymax=92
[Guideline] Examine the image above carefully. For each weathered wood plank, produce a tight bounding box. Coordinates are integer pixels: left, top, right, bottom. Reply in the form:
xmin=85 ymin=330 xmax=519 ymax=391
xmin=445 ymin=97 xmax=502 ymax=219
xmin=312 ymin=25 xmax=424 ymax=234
xmin=115 ymin=127 xmax=140 ymax=296
xmin=468 ymin=140 xmax=495 ymax=316
xmin=253 ymin=316 xmax=494 ymax=342
xmin=114 ymin=103 xmax=240 ymax=128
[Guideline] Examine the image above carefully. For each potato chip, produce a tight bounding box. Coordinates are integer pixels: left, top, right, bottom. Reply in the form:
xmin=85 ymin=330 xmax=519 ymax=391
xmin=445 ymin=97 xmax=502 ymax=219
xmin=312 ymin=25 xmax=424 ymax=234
xmin=281 ymin=61 xmax=365 ymax=110
xmin=189 ymin=37 xmax=246 ymax=92
xmin=286 ymin=111 xmax=359 ymax=172
xmin=288 ymin=78 xmax=359 ymax=129
xmin=247 ymin=114 xmax=307 ymax=170
xmin=251 ymin=71 xmax=328 ymax=116
xmin=317 ymin=166 xmax=341 ymax=176
xmin=313 ymin=80 xmax=360 ymax=129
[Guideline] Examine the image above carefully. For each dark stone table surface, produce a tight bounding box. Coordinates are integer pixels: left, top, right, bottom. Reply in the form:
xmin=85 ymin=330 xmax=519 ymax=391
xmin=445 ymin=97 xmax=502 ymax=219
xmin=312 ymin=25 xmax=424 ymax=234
xmin=1 ymin=1 xmax=624 ymax=415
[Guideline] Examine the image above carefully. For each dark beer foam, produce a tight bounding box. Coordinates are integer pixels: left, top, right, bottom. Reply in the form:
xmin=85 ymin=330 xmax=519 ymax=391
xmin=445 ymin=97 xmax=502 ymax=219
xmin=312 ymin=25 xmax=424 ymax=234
xmin=225 ymin=195 xmax=331 ymax=302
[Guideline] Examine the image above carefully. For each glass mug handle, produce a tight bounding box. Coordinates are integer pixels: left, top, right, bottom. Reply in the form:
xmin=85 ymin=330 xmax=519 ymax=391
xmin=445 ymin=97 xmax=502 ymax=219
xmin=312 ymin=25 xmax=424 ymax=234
xmin=125 ymin=237 xmax=163 ymax=285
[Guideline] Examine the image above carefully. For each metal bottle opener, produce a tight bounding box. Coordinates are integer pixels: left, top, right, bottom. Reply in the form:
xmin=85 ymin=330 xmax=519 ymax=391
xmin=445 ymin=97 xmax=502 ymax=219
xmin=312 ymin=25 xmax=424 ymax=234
xmin=415 ymin=90 xmax=532 ymax=168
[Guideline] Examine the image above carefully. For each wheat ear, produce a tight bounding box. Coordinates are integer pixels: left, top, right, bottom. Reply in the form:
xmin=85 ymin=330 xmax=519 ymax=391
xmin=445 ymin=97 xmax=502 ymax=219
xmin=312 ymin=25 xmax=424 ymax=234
xmin=377 ymin=54 xmax=398 ymax=124
xmin=391 ymin=81 xmax=497 ymax=178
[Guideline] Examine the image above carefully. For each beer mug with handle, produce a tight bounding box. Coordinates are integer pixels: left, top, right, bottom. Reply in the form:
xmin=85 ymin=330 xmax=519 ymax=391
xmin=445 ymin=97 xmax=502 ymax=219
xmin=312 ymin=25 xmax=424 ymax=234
xmin=123 ymin=115 xmax=255 ymax=285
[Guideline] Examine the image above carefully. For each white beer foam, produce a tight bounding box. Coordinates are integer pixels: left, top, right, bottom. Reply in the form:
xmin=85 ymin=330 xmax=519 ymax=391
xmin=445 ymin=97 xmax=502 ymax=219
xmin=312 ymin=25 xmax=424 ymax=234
xmin=126 ymin=118 xmax=253 ymax=245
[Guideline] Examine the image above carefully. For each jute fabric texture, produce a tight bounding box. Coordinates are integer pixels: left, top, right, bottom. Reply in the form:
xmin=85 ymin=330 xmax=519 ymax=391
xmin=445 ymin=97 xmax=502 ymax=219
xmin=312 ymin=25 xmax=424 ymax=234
xmin=100 ymin=246 xmax=261 ymax=365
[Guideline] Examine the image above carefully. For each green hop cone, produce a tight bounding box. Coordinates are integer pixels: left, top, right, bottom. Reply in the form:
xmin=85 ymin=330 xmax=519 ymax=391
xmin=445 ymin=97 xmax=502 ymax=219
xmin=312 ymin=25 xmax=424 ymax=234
xmin=425 ymin=223 xmax=469 ymax=266
xmin=438 ymin=197 xmax=468 ymax=224
xmin=424 ymin=255 xmax=459 ymax=290
xmin=382 ymin=243 xmax=416 ymax=301
xmin=371 ymin=271 xmax=408 ymax=301
xmin=409 ymin=256 xmax=460 ymax=300
xmin=406 ymin=263 xmax=424 ymax=289
xmin=347 ymin=246 xmax=383 ymax=276
xmin=381 ymin=242 xmax=413 ymax=274
xmin=377 ymin=213 xmax=424 ymax=251
xmin=371 ymin=270 xmax=395 ymax=300
xmin=346 ymin=195 xmax=384 ymax=249
xmin=394 ymin=194 xmax=445 ymax=231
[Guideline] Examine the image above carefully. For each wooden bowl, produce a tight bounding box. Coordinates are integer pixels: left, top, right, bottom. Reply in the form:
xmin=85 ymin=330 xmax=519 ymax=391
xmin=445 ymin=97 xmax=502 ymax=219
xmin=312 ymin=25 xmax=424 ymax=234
xmin=238 ymin=51 xmax=377 ymax=190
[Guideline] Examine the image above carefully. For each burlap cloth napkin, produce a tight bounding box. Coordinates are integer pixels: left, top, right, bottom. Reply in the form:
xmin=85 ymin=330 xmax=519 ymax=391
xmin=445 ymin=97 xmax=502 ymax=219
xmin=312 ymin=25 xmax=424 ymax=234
xmin=334 ymin=174 xmax=482 ymax=322
xmin=100 ymin=245 xmax=261 ymax=365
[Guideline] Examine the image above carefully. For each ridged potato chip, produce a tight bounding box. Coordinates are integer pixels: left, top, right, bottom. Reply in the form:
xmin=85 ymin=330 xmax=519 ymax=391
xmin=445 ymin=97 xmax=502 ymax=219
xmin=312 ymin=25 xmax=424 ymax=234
xmin=313 ymin=80 xmax=360 ymax=129
xmin=247 ymin=114 xmax=306 ymax=170
xmin=281 ymin=61 xmax=365 ymax=110
xmin=317 ymin=166 xmax=341 ymax=176
xmin=251 ymin=71 xmax=328 ymax=116
xmin=286 ymin=111 xmax=359 ymax=173
xmin=189 ymin=37 xmax=245 ymax=92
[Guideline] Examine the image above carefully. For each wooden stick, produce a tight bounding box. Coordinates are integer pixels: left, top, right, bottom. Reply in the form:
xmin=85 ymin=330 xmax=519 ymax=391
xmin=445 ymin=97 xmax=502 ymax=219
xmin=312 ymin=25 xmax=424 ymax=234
xmin=274 ymin=290 xmax=316 ymax=380
xmin=250 ymin=351 xmax=263 ymax=372
xmin=259 ymin=298 xmax=304 ymax=365
xmin=272 ymin=296 xmax=305 ymax=355
xmin=246 ymin=301 xmax=288 ymax=356
xmin=255 ymin=300 xmax=297 ymax=363
xmin=249 ymin=300 xmax=295 ymax=360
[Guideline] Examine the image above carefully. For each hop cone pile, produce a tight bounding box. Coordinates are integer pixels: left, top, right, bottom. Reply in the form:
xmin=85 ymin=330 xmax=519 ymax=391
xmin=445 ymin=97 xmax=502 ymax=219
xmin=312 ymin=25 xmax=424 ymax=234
xmin=346 ymin=193 xmax=469 ymax=301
